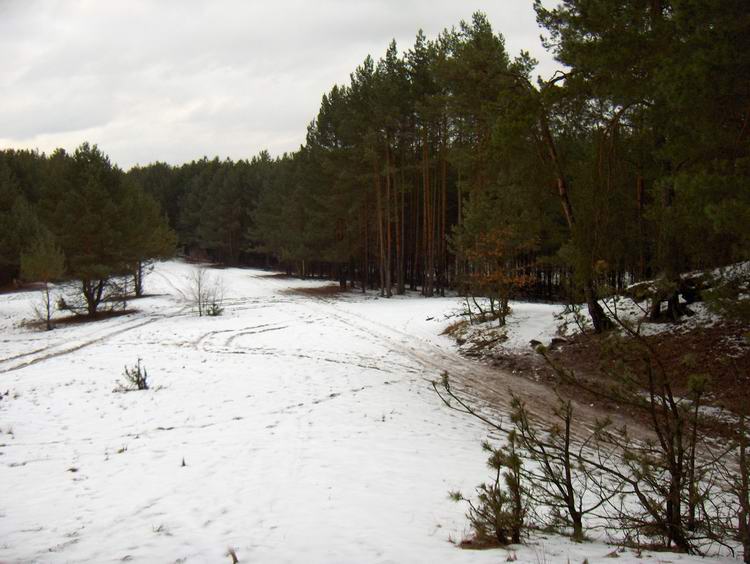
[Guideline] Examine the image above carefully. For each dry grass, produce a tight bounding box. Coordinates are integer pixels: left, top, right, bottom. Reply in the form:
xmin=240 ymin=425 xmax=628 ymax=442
xmin=23 ymin=309 xmax=137 ymax=330
xmin=544 ymin=321 xmax=750 ymax=417
xmin=256 ymin=272 xmax=296 ymax=279
xmin=283 ymin=285 xmax=348 ymax=298
xmin=442 ymin=318 xmax=469 ymax=337
xmin=0 ymin=281 xmax=45 ymax=295
xmin=456 ymin=535 xmax=510 ymax=551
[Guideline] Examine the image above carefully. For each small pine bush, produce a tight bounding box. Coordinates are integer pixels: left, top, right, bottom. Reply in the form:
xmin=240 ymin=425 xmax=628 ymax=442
xmin=450 ymin=436 xmax=526 ymax=547
xmin=118 ymin=359 xmax=149 ymax=391
xmin=206 ymin=300 xmax=224 ymax=316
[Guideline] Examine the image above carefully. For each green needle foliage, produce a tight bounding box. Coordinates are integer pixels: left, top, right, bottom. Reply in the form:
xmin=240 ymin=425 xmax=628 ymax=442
xmin=0 ymin=144 xmax=176 ymax=317
xmin=20 ymin=232 xmax=65 ymax=330
xmin=2 ymin=4 xmax=747 ymax=319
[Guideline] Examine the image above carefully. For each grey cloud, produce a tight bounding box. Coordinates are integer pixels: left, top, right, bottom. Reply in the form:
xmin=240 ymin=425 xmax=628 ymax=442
xmin=0 ymin=0 xmax=559 ymax=169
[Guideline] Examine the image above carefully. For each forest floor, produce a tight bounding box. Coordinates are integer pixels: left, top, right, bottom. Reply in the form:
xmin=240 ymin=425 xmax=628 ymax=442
xmin=0 ymin=260 xmax=743 ymax=563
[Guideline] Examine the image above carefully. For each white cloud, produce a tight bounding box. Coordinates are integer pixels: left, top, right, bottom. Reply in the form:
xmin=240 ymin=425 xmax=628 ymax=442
xmin=0 ymin=0 xmax=559 ymax=169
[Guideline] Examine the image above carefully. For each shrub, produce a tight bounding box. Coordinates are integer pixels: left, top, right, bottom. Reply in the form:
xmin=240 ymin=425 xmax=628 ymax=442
xmin=450 ymin=435 xmax=526 ymax=546
xmin=206 ymin=299 xmax=224 ymax=317
xmin=116 ymin=359 xmax=149 ymax=391
xmin=188 ymin=266 xmax=225 ymax=317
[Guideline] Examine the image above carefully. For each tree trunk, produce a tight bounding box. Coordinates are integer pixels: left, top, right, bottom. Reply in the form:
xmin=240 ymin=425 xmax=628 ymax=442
xmin=584 ymin=279 xmax=612 ymax=333
xmin=134 ymin=260 xmax=145 ymax=297
xmin=636 ymin=174 xmax=647 ymax=279
xmin=422 ymin=137 xmax=434 ymax=297
xmin=83 ymin=279 xmax=105 ymax=317
xmin=539 ymin=105 xmax=610 ymax=332
xmin=687 ymin=394 xmax=700 ymax=531
xmin=396 ymin=149 xmax=406 ymax=295
xmin=411 ymin=173 xmax=420 ymax=291
xmin=667 ymin=479 xmax=688 ymax=552
xmin=361 ymin=200 xmax=368 ymax=293
xmin=43 ymin=283 xmax=53 ymax=331
xmin=738 ymin=415 xmax=750 ymax=564
xmin=373 ymin=158 xmax=386 ymax=297
xmin=384 ymin=140 xmax=393 ymax=298
xmin=439 ymin=139 xmax=447 ymax=296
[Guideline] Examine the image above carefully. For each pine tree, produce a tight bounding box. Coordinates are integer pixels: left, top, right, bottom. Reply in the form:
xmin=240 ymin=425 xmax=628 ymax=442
xmin=20 ymin=232 xmax=65 ymax=330
xmin=0 ymin=158 xmax=43 ymax=284
xmin=121 ymin=181 xmax=176 ymax=297
xmin=50 ymin=143 xmax=153 ymax=316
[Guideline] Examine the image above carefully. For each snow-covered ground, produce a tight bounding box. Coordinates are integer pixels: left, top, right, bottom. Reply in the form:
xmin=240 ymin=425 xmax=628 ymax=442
xmin=559 ymin=261 xmax=750 ymax=339
xmin=0 ymin=261 xmax=739 ymax=563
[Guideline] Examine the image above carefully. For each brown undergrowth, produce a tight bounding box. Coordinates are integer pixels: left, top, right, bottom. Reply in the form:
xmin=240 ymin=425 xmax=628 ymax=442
xmin=544 ymin=321 xmax=749 ymax=416
xmin=449 ymin=317 xmax=749 ymax=428
xmin=283 ymin=285 xmax=348 ymax=298
xmin=23 ymin=309 xmax=138 ymax=330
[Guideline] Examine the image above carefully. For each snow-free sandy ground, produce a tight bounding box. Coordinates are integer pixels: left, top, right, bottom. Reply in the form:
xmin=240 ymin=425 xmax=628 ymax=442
xmin=0 ymin=261 xmax=738 ymax=563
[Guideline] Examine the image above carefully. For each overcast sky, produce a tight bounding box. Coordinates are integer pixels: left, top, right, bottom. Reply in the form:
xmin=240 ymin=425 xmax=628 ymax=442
xmin=0 ymin=0 xmax=559 ymax=170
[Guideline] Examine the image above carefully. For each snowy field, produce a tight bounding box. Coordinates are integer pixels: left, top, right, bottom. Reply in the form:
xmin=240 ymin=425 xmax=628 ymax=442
xmin=0 ymin=261 xmax=738 ymax=563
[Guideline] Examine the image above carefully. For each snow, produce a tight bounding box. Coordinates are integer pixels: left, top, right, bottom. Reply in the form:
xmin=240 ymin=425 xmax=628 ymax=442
xmin=553 ymin=292 xmax=730 ymax=339
xmin=0 ymin=261 xmax=740 ymax=563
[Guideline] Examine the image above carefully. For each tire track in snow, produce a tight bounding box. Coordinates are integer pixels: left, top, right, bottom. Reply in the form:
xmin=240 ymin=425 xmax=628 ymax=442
xmin=0 ymin=316 xmax=160 ymax=374
xmin=237 ymin=276 xmax=564 ymax=425
xmin=0 ymin=302 xmax=193 ymax=372
xmin=192 ymin=328 xmax=237 ymax=351
xmin=188 ymin=322 xmax=289 ymax=355
xmin=224 ymin=323 xmax=288 ymax=347
xmin=287 ymin=291 xmax=635 ymax=436
xmin=0 ymin=267 xmax=193 ymax=374
xmin=0 ymin=344 xmax=56 ymax=365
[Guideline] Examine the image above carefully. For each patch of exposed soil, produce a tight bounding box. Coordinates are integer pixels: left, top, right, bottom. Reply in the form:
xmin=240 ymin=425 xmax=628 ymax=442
xmin=0 ymin=282 xmax=45 ymax=295
xmin=284 ymin=285 xmax=348 ymax=298
xmin=450 ymin=317 xmax=749 ymax=434
xmin=26 ymin=309 xmax=139 ymax=329
xmin=254 ymin=272 xmax=300 ymax=280
xmin=124 ymin=293 xmax=166 ymax=301
xmin=542 ymin=321 xmax=750 ymax=416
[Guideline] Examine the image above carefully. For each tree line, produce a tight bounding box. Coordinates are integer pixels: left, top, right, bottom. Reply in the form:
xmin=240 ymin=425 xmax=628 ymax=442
xmin=130 ymin=2 xmax=748 ymax=333
xmin=4 ymin=2 xmax=748 ymax=332
xmin=0 ymin=143 xmax=174 ymax=317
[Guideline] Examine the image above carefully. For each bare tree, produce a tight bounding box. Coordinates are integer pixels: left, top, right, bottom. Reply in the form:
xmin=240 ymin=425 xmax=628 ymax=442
xmin=711 ymin=392 xmax=750 ymax=562
xmin=435 ymin=372 xmax=617 ymax=543
xmin=735 ymin=416 xmax=750 ymax=564
xmin=188 ymin=266 xmax=224 ymax=317
xmin=509 ymin=394 xmax=620 ymax=541
xmin=535 ymin=294 xmax=726 ymax=555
